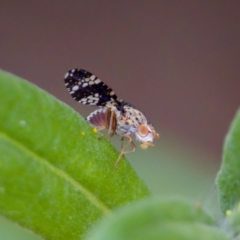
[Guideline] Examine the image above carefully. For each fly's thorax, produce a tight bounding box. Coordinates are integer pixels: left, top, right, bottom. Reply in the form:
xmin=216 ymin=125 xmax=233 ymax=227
xmin=114 ymin=106 xmax=147 ymax=136
xmin=122 ymin=106 xmax=147 ymax=124
xmin=120 ymin=107 xmax=159 ymax=144
xmin=114 ymin=106 xmax=159 ymax=142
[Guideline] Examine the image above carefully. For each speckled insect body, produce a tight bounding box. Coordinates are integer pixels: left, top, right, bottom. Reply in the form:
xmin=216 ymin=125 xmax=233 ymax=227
xmin=64 ymin=69 xmax=159 ymax=169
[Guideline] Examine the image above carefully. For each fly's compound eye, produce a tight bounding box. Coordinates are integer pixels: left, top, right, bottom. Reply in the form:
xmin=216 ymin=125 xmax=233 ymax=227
xmin=138 ymin=124 xmax=150 ymax=137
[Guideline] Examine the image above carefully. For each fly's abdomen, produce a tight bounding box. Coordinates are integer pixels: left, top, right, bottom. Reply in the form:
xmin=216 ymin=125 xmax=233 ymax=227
xmin=87 ymin=109 xmax=107 ymax=130
xmin=86 ymin=108 xmax=117 ymax=136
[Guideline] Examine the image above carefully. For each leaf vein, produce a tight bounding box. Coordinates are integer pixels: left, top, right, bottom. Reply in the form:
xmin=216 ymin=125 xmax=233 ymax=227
xmin=0 ymin=132 xmax=111 ymax=215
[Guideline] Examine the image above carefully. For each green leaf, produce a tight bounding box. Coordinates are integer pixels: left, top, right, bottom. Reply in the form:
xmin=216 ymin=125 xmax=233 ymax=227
xmin=217 ymin=109 xmax=240 ymax=213
xmin=85 ymin=197 xmax=231 ymax=240
xmin=0 ymin=70 xmax=149 ymax=239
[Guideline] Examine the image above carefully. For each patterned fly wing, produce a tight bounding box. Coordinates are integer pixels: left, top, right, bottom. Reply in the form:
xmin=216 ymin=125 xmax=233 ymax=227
xmin=64 ymin=69 xmax=123 ymax=108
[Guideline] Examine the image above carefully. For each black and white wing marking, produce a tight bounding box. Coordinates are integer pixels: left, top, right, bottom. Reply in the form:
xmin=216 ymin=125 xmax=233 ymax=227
xmin=64 ymin=69 xmax=123 ymax=108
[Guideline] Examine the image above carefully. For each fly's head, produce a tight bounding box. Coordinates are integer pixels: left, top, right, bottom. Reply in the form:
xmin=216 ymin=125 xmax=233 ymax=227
xmin=136 ymin=123 xmax=159 ymax=149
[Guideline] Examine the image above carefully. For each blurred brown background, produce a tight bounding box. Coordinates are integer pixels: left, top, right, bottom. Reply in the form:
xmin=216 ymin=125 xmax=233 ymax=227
xmin=1 ymin=1 xmax=240 ymax=238
xmin=1 ymin=1 xmax=240 ymax=192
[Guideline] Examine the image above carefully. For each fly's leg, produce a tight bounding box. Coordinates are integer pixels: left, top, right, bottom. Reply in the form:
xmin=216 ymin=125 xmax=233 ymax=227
xmin=114 ymin=134 xmax=136 ymax=170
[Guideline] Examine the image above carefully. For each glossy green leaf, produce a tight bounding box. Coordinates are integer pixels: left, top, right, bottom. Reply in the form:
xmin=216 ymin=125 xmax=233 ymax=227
xmin=85 ymin=197 xmax=231 ymax=240
xmin=0 ymin=70 xmax=149 ymax=239
xmin=217 ymin=109 xmax=240 ymax=213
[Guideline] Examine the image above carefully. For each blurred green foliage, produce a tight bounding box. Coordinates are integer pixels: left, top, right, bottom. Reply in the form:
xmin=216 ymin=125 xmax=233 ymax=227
xmin=86 ymin=198 xmax=230 ymax=240
xmin=217 ymin=109 xmax=240 ymax=212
